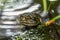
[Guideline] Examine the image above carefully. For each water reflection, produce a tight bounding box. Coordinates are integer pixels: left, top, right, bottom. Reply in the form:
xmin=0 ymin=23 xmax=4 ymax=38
xmin=0 ymin=0 xmax=41 ymax=38
xmin=57 ymin=5 xmax=60 ymax=14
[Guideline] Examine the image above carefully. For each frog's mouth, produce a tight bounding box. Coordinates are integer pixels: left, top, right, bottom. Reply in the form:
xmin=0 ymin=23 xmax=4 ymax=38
xmin=20 ymin=20 xmax=39 ymax=26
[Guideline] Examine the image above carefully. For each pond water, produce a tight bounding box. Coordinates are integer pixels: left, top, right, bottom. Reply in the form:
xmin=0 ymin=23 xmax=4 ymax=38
xmin=0 ymin=0 xmax=60 ymax=40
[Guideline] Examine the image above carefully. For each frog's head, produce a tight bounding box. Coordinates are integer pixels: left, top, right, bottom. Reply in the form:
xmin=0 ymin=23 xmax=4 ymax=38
xmin=18 ymin=13 xmax=41 ymax=27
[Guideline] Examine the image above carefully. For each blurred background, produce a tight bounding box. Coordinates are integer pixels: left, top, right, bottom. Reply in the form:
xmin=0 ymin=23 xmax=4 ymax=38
xmin=0 ymin=0 xmax=60 ymax=40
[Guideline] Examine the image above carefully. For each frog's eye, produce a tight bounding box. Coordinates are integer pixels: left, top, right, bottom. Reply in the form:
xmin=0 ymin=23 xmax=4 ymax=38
xmin=25 ymin=16 xmax=30 ymax=20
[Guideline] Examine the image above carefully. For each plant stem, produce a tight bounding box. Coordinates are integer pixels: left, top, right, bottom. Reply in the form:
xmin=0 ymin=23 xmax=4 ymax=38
xmin=48 ymin=2 xmax=53 ymax=11
xmin=48 ymin=1 xmax=56 ymax=11
xmin=42 ymin=0 xmax=47 ymax=12
xmin=52 ymin=15 xmax=60 ymax=20
xmin=45 ymin=15 xmax=60 ymax=26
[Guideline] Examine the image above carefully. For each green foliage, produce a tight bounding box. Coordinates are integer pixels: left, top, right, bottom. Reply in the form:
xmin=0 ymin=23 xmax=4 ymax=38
xmin=16 ymin=37 xmax=22 ymax=40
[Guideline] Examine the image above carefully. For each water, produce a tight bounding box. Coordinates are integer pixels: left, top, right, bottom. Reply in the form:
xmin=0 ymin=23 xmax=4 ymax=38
xmin=0 ymin=0 xmax=60 ymax=40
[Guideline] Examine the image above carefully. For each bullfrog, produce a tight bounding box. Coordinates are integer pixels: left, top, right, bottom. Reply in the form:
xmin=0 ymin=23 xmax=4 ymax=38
xmin=17 ymin=13 xmax=41 ymax=27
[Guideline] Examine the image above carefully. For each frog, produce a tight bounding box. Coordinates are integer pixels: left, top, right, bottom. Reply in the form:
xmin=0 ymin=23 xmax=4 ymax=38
xmin=17 ymin=13 xmax=41 ymax=28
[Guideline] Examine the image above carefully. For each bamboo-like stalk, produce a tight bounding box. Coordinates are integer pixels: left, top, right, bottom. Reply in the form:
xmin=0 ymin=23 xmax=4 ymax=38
xmin=45 ymin=15 xmax=60 ymax=26
xmin=41 ymin=0 xmax=48 ymax=17
xmin=48 ymin=2 xmax=53 ymax=11
xmin=42 ymin=0 xmax=60 ymax=26
xmin=48 ymin=1 xmax=56 ymax=11
xmin=42 ymin=0 xmax=47 ymax=12
xmin=42 ymin=0 xmax=56 ymax=14
xmin=52 ymin=15 xmax=60 ymax=20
